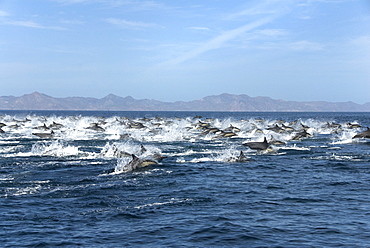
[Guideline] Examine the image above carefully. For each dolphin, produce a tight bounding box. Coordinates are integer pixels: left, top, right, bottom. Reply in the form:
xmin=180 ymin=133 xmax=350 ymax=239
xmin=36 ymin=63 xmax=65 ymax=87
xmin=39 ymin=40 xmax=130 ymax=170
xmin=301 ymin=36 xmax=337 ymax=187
xmin=32 ymin=130 xmax=54 ymax=139
xmin=223 ymin=124 xmax=240 ymax=133
xmin=227 ymin=151 xmax=250 ymax=162
xmin=127 ymin=122 xmax=146 ymax=129
xmin=352 ymin=127 xmax=370 ymax=139
xmin=347 ymin=123 xmax=362 ymax=129
xmin=119 ymin=133 xmax=131 ymax=139
xmin=243 ymin=137 xmax=270 ymax=150
xmin=33 ymin=123 xmax=50 ymax=131
xmin=125 ymin=154 xmax=158 ymax=171
xmin=139 ymin=117 xmax=152 ymax=122
xmin=282 ymin=124 xmax=295 ymax=132
xmin=269 ymin=136 xmax=286 ymax=145
xmin=196 ymin=121 xmax=211 ymax=129
xmin=151 ymin=153 xmax=167 ymax=162
xmin=267 ymin=124 xmax=285 ymax=133
xmin=300 ymin=123 xmax=310 ymax=131
xmin=8 ymin=124 xmax=20 ymax=129
xmin=109 ymin=144 xmax=131 ymax=158
xmin=86 ymin=123 xmax=105 ymax=132
xmin=139 ymin=144 xmax=167 ymax=161
xmin=289 ymin=120 xmax=298 ymax=126
xmin=140 ymin=144 xmax=147 ymax=154
xmin=201 ymin=127 xmax=221 ymax=135
xmin=324 ymin=122 xmax=342 ymax=129
xmin=48 ymin=121 xmax=64 ymax=130
xmin=292 ymin=130 xmax=312 ymax=140
xmin=215 ymin=131 xmax=237 ymax=138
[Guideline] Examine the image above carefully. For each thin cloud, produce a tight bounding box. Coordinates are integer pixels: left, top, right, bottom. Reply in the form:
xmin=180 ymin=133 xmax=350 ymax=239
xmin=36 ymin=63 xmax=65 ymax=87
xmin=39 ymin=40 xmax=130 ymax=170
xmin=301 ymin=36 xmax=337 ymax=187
xmin=158 ymin=17 xmax=274 ymax=66
xmin=224 ymin=0 xmax=292 ymax=20
xmin=0 ymin=10 xmax=10 ymax=17
xmin=256 ymin=29 xmax=288 ymax=37
xmin=4 ymin=20 xmax=66 ymax=30
xmin=352 ymin=35 xmax=370 ymax=47
xmin=60 ymin=19 xmax=85 ymax=25
xmin=188 ymin=27 xmax=211 ymax=31
xmin=51 ymin=0 xmax=174 ymax=11
xmin=290 ymin=40 xmax=323 ymax=51
xmin=105 ymin=18 xmax=158 ymax=29
xmin=50 ymin=0 xmax=93 ymax=4
xmin=351 ymin=35 xmax=370 ymax=57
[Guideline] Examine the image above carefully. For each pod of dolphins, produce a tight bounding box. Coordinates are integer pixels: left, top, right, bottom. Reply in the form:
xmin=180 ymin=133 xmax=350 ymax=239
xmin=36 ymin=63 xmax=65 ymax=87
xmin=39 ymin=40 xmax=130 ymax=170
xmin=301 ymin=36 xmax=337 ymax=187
xmin=0 ymin=115 xmax=369 ymax=172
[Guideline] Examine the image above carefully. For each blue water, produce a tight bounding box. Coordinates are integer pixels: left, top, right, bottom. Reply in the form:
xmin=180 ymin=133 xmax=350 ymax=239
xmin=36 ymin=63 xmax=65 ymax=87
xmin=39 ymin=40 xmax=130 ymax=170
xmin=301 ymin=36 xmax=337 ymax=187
xmin=1 ymin=111 xmax=370 ymax=247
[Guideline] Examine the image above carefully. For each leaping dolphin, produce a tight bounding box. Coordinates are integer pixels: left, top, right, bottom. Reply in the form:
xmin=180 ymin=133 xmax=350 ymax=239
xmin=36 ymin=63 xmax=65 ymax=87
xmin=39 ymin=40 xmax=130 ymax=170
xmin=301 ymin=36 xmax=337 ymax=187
xmin=86 ymin=123 xmax=105 ymax=132
xmin=214 ymin=130 xmax=237 ymax=138
xmin=267 ymin=124 xmax=285 ymax=133
xmin=48 ymin=121 xmax=64 ymax=130
xmin=242 ymin=137 xmax=270 ymax=151
xmin=223 ymin=124 xmax=240 ymax=133
xmin=352 ymin=127 xmax=370 ymax=139
xmin=32 ymin=130 xmax=54 ymax=139
xmin=125 ymin=154 xmax=158 ymax=171
xmin=347 ymin=123 xmax=361 ymax=129
xmin=292 ymin=130 xmax=311 ymax=140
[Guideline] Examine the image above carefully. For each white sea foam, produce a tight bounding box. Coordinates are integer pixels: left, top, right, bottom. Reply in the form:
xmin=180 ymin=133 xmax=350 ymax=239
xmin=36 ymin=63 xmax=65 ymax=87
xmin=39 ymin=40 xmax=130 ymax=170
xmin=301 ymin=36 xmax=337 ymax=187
xmin=0 ymin=113 xmax=368 ymax=166
xmin=280 ymin=144 xmax=311 ymax=151
xmin=189 ymin=157 xmax=213 ymax=163
xmin=114 ymin=157 xmax=133 ymax=173
xmin=31 ymin=140 xmax=79 ymax=157
xmin=331 ymin=130 xmax=358 ymax=144
xmin=5 ymin=185 xmax=42 ymax=197
xmin=133 ymin=198 xmax=193 ymax=209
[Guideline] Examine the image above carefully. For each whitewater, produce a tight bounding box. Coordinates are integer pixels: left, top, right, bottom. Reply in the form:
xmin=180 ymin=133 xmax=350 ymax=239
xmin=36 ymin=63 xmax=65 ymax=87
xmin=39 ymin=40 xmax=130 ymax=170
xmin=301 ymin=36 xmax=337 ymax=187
xmin=1 ymin=111 xmax=370 ymax=247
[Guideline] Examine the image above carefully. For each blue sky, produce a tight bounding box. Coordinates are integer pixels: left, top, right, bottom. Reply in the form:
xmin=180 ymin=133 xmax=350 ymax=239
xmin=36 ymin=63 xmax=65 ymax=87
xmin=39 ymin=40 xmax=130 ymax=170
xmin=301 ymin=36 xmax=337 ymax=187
xmin=1 ymin=0 xmax=369 ymax=103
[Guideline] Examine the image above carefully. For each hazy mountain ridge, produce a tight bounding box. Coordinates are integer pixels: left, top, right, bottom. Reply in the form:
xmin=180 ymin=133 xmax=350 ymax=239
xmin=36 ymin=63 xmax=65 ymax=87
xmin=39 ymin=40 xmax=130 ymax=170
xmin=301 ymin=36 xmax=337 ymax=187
xmin=0 ymin=92 xmax=369 ymax=112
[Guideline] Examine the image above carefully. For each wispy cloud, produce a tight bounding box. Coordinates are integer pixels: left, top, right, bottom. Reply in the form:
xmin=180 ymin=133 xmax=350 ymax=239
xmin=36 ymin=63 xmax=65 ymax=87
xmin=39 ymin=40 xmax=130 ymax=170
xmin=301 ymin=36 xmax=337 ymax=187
xmin=352 ymin=35 xmax=370 ymax=47
xmin=158 ymin=17 xmax=274 ymax=66
xmin=108 ymin=0 xmax=175 ymax=11
xmin=238 ymin=28 xmax=288 ymax=48
xmin=50 ymin=0 xmax=93 ymax=4
xmin=290 ymin=40 xmax=324 ymax=51
xmin=224 ymin=0 xmax=292 ymax=20
xmin=4 ymin=20 xmax=66 ymax=30
xmin=351 ymin=35 xmax=370 ymax=57
xmin=51 ymin=0 xmax=174 ymax=11
xmin=255 ymin=29 xmax=288 ymax=37
xmin=0 ymin=10 xmax=10 ymax=17
xmin=187 ymin=27 xmax=211 ymax=31
xmin=60 ymin=19 xmax=85 ymax=25
xmin=105 ymin=18 xmax=158 ymax=29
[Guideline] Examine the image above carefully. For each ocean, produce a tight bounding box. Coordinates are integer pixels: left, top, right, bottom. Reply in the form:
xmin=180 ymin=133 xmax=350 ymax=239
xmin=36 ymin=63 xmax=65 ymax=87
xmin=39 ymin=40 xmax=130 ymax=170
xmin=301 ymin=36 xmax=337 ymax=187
xmin=1 ymin=111 xmax=370 ymax=247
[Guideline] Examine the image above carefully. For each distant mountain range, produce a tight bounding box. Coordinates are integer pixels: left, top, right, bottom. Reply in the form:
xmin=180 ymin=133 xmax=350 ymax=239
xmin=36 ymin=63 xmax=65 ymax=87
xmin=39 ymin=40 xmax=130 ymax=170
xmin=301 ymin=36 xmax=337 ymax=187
xmin=0 ymin=92 xmax=369 ymax=112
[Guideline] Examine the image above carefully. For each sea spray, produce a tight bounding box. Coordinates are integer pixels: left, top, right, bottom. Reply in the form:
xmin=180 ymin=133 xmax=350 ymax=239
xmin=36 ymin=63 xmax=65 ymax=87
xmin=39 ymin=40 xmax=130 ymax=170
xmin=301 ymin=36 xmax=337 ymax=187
xmin=31 ymin=140 xmax=79 ymax=157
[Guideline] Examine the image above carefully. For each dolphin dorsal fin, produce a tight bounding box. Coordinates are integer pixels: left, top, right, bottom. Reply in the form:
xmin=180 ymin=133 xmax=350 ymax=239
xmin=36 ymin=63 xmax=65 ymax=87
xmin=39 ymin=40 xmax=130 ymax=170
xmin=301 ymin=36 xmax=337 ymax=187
xmin=140 ymin=144 xmax=147 ymax=153
xmin=239 ymin=151 xmax=246 ymax=159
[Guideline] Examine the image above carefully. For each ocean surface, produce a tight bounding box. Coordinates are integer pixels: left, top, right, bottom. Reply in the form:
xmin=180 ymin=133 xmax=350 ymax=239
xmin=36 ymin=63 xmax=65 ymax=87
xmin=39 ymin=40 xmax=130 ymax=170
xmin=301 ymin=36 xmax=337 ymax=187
xmin=1 ymin=111 xmax=370 ymax=247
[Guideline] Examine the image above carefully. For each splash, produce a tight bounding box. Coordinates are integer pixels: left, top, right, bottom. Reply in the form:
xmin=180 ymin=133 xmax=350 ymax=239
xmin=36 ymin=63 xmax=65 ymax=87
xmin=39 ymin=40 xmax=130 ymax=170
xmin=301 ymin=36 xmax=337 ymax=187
xmin=31 ymin=140 xmax=79 ymax=157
